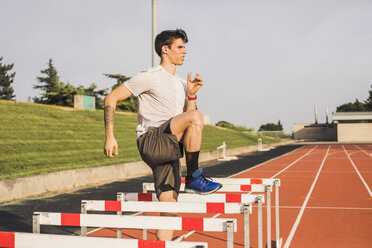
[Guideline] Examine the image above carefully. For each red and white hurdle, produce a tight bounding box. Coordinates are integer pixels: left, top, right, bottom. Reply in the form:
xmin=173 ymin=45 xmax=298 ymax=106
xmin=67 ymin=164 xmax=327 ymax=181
xmin=0 ymin=231 xmax=208 ymax=248
xmin=142 ymin=177 xmax=281 ymax=248
xmin=82 ymin=195 xmax=258 ymax=248
xmin=32 ymin=212 xmax=237 ymax=248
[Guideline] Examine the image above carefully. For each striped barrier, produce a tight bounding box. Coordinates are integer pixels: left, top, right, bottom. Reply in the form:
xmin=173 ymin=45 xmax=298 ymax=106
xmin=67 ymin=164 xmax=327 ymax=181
xmin=142 ymin=182 xmax=267 ymax=193
xmin=110 ymin=192 xmax=263 ymax=248
xmin=33 ymin=212 xmax=237 ymax=248
xmin=0 ymin=231 xmax=208 ymax=248
xmin=143 ymin=178 xmax=281 ymax=248
xmin=118 ymin=192 xmax=264 ymax=204
xmin=82 ymin=200 xmax=250 ymax=214
xmin=81 ymin=199 xmax=252 ymax=248
xmin=210 ymin=178 xmax=281 ymax=248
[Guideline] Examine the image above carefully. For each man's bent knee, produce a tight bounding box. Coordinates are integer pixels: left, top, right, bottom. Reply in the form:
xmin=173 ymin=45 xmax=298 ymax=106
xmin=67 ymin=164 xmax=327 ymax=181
xmin=188 ymin=110 xmax=203 ymax=129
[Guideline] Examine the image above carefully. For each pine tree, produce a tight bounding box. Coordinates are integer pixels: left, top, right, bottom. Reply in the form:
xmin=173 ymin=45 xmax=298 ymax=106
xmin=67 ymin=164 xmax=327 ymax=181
xmin=0 ymin=57 xmax=16 ymax=100
xmin=33 ymin=58 xmax=61 ymax=104
xmin=277 ymin=120 xmax=283 ymax=130
xmin=363 ymin=85 xmax=372 ymax=111
xmin=104 ymin=73 xmax=138 ymax=112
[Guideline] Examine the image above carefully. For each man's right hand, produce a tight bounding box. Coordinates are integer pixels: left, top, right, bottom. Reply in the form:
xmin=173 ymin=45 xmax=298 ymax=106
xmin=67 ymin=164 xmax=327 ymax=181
xmin=104 ymin=137 xmax=119 ymax=158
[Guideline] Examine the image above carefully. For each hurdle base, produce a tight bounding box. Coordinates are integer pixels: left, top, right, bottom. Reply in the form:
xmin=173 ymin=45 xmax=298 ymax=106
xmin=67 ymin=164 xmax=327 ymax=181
xmin=276 ymin=238 xmax=283 ymax=248
xmin=218 ymin=156 xmax=238 ymax=161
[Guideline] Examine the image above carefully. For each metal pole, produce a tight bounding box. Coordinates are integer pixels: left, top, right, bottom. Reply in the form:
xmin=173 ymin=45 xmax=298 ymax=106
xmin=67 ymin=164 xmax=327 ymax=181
xmin=258 ymin=196 xmax=263 ymax=248
xmin=244 ymin=204 xmax=250 ymax=248
xmin=81 ymin=202 xmax=87 ymax=236
xmin=142 ymin=184 xmax=148 ymax=240
xmin=117 ymin=193 xmax=123 ymax=238
xmin=266 ymin=186 xmax=272 ymax=248
xmin=275 ymin=180 xmax=282 ymax=248
xmin=152 ymin=0 xmax=158 ymax=66
xmin=226 ymin=220 xmax=234 ymax=248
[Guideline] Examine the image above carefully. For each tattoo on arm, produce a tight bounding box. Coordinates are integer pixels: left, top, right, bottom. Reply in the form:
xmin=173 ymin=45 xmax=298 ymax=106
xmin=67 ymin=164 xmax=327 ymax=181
xmin=104 ymin=106 xmax=115 ymax=129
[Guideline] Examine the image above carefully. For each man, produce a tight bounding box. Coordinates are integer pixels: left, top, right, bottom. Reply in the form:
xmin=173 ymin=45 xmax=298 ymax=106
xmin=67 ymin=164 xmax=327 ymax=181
xmin=103 ymin=29 xmax=222 ymax=240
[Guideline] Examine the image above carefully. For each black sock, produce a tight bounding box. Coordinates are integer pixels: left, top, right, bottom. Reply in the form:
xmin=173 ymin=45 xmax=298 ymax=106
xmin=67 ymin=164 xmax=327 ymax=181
xmin=185 ymin=151 xmax=200 ymax=183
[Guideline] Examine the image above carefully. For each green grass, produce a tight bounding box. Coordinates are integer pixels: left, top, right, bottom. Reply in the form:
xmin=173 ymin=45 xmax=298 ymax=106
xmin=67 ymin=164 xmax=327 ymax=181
xmin=0 ymin=100 xmax=280 ymax=180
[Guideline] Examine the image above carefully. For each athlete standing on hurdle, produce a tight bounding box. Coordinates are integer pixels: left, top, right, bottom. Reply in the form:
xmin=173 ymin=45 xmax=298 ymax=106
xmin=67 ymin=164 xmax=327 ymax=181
xmin=103 ymin=29 xmax=222 ymax=240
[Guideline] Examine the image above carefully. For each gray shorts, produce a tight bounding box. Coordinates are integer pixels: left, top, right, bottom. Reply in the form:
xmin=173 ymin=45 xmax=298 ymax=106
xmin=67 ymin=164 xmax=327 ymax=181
xmin=137 ymin=119 xmax=183 ymax=198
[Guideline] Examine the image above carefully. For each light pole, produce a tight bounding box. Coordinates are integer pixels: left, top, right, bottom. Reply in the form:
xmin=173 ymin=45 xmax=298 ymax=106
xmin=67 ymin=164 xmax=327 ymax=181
xmin=152 ymin=0 xmax=158 ymax=67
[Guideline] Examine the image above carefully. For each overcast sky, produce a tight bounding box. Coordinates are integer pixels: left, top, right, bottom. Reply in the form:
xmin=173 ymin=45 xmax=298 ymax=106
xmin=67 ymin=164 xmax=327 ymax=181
xmin=1 ymin=0 xmax=371 ymax=132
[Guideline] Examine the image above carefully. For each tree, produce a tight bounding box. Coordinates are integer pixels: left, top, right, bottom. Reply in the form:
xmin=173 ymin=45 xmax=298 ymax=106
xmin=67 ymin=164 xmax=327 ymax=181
xmin=33 ymin=58 xmax=61 ymax=105
xmin=336 ymin=85 xmax=372 ymax=112
xmin=104 ymin=73 xmax=138 ymax=112
xmin=258 ymin=120 xmax=283 ymax=131
xmin=0 ymin=57 xmax=16 ymax=100
xmin=215 ymin=121 xmax=235 ymax=129
xmin=363 ymin=85 xmax=372 ymax=111
xmin=215 ymin=121 xmax=254 ymax=132
xmin=336 ymin=99 xmax=366 ymax=112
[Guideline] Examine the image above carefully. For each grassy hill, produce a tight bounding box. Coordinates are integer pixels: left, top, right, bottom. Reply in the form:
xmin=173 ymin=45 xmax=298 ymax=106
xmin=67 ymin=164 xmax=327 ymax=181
xmin=0 ymin=100 xmax=279 ymax=180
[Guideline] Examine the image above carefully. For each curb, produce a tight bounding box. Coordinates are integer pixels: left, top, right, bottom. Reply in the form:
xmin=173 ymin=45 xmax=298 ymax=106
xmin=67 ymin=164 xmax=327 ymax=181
xmin=0 ymin=140 xmax=294 ymax=204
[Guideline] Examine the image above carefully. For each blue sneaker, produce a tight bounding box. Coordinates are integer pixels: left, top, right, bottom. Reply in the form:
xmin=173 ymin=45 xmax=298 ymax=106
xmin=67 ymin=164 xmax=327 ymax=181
xmin=185 ymin=168 xmax=222 ymax=195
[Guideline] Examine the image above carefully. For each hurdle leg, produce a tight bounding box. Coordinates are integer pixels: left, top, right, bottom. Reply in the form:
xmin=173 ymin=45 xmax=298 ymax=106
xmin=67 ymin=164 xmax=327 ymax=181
xmin=244 ymin=204 xmax=251 ymax=248
xmin=226 ymin=220 xmax=234 ymax=248
xmin=81 ymin=201 xmax=87 ymax=236
xmin=117 ymin=193 xmax=123 ymax=238
xmin=142 ymin=184 xmax=148 ymax=240
xmin=32 ymin=213 xmax=40 ymax=234
xmin=258 ymin=196 xmax=263 ymax=248
xmin=266 ymin=186 xmax=272 ymax=248
xmin=275 ymin=180 xmax=282 ymax=248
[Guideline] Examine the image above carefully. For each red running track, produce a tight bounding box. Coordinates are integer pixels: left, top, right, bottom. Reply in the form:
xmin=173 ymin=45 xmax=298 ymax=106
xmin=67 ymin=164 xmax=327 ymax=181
xmin=90 ymin=144 xmax=372 ymax=247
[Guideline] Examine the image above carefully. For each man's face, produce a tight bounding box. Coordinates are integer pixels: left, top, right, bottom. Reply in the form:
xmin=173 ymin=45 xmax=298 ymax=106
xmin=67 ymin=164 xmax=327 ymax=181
xmin=164 ymin=38 xmax=187 ymax=65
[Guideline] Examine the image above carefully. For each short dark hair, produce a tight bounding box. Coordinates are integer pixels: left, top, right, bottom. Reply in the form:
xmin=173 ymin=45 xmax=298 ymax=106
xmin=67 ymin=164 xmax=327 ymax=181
xmin=155 ymin=29 xmax=188 ymax=57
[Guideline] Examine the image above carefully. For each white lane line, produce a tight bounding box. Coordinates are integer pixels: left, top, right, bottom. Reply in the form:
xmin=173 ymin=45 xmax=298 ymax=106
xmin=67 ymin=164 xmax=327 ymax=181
xmin=355 ymin=145 xmax=372 ymax=158
xmin=343 ymin=145 xmax=372 ymax=198
xmin=270 ymin=146 xmax=318 ymax=178
xmin=283 ymin=145 xmax=330 ymax=248
xmin=229 ymin=145 xmax=306 ymax=177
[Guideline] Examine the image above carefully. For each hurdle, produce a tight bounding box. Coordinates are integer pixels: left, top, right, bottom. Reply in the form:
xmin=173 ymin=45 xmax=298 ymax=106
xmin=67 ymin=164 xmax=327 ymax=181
xmin=217 ymin=141 xmax=238 ymax=161
xmin=82 ymin=193 xmax=261 ymax=248
xmin=208 ymin=178 xmax=282 ymax=248
xmin=258 ymin=138 xmax=271 ymax=152
xmin=0 ymin=231 xmax=208 ymax=248
xmin=143 ymin=178 xmax=281 ymax=248
xmin=32 ymin=212 xmax=237 ymax=248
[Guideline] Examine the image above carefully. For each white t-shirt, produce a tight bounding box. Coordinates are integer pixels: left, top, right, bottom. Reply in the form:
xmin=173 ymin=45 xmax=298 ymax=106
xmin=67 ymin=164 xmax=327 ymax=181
xmin=124 ymin=65 xmax=188 ymax=138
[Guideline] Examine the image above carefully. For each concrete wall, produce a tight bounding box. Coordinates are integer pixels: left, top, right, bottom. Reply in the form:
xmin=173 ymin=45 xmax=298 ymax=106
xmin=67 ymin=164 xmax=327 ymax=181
xmin=337 ymin=123 xmax=372 ymax=142
xmin=0 ymin=140 xmax=293 ymax=203
xmin=293 ymin=123 xmax=337 ymax=141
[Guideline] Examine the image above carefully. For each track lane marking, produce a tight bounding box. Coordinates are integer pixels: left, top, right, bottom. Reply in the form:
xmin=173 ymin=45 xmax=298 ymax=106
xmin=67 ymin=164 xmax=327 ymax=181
xmin=283 ymin=145 xmax=330 ymax=248
xmin=270 ymin=146 xmax=318 ymax=178
xmin=229 ymin=145 xmax=307 ymax=177
xmin=355 ymin=145 xmax=372 ymax=158
xmin=343 ymin=145 xmax=372 ymax=198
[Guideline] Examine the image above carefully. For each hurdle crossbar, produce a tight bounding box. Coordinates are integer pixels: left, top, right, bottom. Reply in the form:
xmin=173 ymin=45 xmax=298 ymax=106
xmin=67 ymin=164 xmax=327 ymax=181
xmin=117 ymin=192 xmax=264 ymax=204
xmin=0 ymin=231 xmax=208 ymax=248
xmin=33 ymin=212 xmax=236 ymax=248
xmin=82 ymin=200 xmax=250 ymax=214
